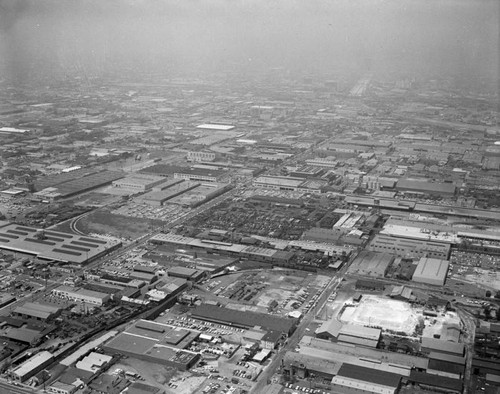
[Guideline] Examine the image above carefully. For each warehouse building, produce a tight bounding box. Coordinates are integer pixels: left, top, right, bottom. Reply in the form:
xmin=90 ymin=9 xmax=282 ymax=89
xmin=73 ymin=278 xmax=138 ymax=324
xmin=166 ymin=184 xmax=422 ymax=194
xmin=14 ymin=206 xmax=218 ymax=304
xmin=407 ymin=371 xmax=463 ymax=393
xmin=51 ymin=286 xmax=110 ymax=306
xmin=315 ymin=320 xmax=381 ymax=348
xmin=472 ymin=357 xmax=500 ymax=377
xmin=35 ymin=170 xmax=124 ymax=199
xmin=368 ymin=234 xmax=450 ymax=259
xmin=191 ymin=304 xmax=297 ymax=336
xmin=299 ymin=336 xmax=428 ymax=373
xmin=149 ymin=233 xmax=294 ymax=264
xmin=253 ymin=176 xmax=305 ymax=191
xmin=282 ymin=351 xmax=342 ymax=381
xmin=102 ymin=320 xmax=199 ymax=370
xmin=13 ymin=302 xmax=61 ymax=322
xmin=395 ymin=179 xmax=456 ymax=196
xmin=331 ymin=364 xmax=401 ymax=394
xmin=196 ymin=124 xmax=235 ymax=131
xmin=427 ymin=352 xmax=466 ymax=378
xmin=10 ymin=351 xmax=53 ymax=382
xmin=412 ymin=257 xmax=449 ymax=286
xmin=140 ymin=181 xmax=199 ymax=206
xmin=348 ymin=251 xmax=394 ymax=278
xmin=174 ymin=168 xmax=224 ymax=183
xmin=167 ymin=266 xmax=205 ymax=282
xmin=0 ymin=224 xmax=121 ymax=265
xmin=187 ymin=151 xmax=216 ymax=162
xmin=337 ymin=325 xmax=381 ymax=348
xmin=420 ymin=337 xmax=465 ymax=356
xmin=112 ymin=174 xmax=166 ymax=191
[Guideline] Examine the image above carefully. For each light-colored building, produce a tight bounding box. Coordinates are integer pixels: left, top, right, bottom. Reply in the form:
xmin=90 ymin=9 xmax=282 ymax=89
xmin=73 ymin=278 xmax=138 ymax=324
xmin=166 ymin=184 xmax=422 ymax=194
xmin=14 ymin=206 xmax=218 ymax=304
xmin=112 ymin=174 xmax=166 ymax=191
xmin=174 ymin=168 xmax=222 ymax=182
xmin=10 ymin=351 xmax=53 ymax=382
xmin=187 ymin=151 xmax=216 ymax=162
xmin=196 ymin=124 xmax=234 ymax=131
xmin=412 ymin=257 xmax=449 ymax=286
xmin=368 ymin=234 xmax=450 ymax=260
xmin=51 ymin=286 xmax=110 ymax=306
xmin=75 ymin=352 xmax=112 ymax=373
xmin=253 ymin=176 xmax=304 ymax=191
xmin=47 ymin=381 xmax=77 ymax=394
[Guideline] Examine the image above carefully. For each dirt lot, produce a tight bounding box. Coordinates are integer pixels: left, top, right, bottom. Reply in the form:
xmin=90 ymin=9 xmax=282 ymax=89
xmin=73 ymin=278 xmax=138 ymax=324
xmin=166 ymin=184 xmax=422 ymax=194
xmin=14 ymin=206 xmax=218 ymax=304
xmin=339 ymin=295 xmax=420 ymax=334
xmin=76 ymin=210 xmax=165 ymax=240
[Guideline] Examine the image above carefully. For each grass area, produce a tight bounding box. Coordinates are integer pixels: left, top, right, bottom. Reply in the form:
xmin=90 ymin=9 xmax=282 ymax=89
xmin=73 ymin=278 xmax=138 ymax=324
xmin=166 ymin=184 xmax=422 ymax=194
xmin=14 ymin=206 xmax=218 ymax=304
xmin=76 ymin=210 xmax=166 ymax=240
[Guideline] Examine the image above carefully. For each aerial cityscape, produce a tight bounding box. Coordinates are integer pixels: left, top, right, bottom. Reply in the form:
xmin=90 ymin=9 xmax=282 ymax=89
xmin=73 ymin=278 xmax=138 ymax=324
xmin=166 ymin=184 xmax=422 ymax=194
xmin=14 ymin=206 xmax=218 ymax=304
xmin=0 ymin=1 xmax=499 ymax=394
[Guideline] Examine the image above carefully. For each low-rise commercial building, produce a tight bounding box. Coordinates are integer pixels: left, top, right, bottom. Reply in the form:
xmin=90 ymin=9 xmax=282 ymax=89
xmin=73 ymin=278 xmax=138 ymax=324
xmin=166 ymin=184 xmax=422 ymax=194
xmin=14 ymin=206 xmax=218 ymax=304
xmin=52 ymin=286 xmax=110 ymax=306
xmin=13 ymin=302 xmax=61 ymax=322
xmin=368 ymin=234 xmax=450 ymax=259
xmin=112 ymin=174 xmax=166 ymax=191
xmin=187 ymin=151 xmax=216 ymax=162
xmin=10 ymin=350 xmax=53 ymax=382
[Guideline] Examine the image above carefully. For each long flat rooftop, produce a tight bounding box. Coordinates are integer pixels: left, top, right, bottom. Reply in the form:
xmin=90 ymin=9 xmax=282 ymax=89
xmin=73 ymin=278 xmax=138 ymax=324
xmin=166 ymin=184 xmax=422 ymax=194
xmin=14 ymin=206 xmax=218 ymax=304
xmin=0 ymin=224 xmax=121 ymax=264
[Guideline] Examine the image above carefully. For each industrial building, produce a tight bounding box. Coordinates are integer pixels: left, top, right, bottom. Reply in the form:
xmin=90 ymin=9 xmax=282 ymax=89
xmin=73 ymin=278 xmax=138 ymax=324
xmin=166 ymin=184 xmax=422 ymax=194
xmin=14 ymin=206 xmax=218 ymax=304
xmin=348 ymin=251 xmax=394 ymax=278
xmin=253 ymin=176 xmax=305 ymax=191
xmin=149 ymin=233 xmax=294 ymax=264
xmin=420 ymin=337 xmax=465 ymax=356
xmin=13 ymin=302 xmax=61 ymax=322
xmin=190 ymin=304 xmax=297 ymax=337
xmin=395 ymin=179 xmax=456 ymax=196
xmin=332 ymin=364 xmax=401 ymax=394
xmin=140 ymin=181 xmax=199 ymax=206
xmin=10 ymin=350 xmax=54 ymax=382
xmin=0 ymin=224 xmax=121 ymax=265
xmin=315 ymin=320 xmax=381 ymax=348
xmin=102 ymin=320 xmax=199 ymax=370
xmin=368 ymin=234 xmax=450 ymax=259
xmin=283 ymin=351 xmax=342 ymax=380
xmin=337 ymin=324 xmax=382 ymax=348
xmin=167 ymin=266 xmax=205 ymax=282
xmin=171 ymin=182 xmax=233 ymax=208
xmin=407 ymin=371 xmax=463 ymax=394
xmin=196 ymin=124 xmax=235 ymax=131
xmin=412 ymin=257 xmax=449 ymax=286
xmin=34 ymin=170 xmax=124 ymax=199
xmin=174 ymin=168 xmax=224 ymax=183
xmin=289 ymin=166 xmax=324 ymax=178
xmin=187 ymin=151 xmax=216 ymax=162
xmin=112 ymin=174 xmax=166 ymax=191
xmin=51 ymin=286 xmax=110 ymax=306
xmin=427 ymin=352 xmax=466 ymax=377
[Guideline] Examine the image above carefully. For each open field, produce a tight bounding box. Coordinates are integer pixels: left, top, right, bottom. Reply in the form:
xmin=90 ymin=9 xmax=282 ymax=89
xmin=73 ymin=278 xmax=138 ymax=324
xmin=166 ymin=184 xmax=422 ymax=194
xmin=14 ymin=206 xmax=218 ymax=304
xmin=76 ymin=210 xmax=165 ymax=240
xmin=340 ymin=295 xmax=419 ymax=334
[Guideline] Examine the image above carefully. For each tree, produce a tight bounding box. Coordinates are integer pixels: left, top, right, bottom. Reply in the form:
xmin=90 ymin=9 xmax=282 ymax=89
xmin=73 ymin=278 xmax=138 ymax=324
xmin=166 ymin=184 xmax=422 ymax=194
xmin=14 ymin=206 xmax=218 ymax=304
xmin=486 ymin=290 xmax=492 ymax=298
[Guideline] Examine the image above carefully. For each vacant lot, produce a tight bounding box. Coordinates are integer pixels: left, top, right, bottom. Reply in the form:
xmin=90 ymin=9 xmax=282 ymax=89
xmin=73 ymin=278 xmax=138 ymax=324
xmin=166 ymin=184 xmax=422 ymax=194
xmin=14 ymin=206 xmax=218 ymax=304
xmin=77 ymin=210 xmax=165 ymax=240
xmin=340 ymin=295 xmax=419 ymax=335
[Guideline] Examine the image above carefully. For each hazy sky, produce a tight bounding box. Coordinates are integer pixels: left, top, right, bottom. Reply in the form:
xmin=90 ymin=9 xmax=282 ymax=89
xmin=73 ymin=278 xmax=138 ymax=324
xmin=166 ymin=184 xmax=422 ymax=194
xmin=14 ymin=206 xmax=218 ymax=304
xmin=0 ymin=0 xmax=498 ymax=83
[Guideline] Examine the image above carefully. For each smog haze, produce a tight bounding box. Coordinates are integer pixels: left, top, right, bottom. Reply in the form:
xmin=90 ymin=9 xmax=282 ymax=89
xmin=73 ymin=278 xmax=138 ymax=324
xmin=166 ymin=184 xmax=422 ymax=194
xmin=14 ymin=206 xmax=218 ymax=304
xmin=0 ymin=0 xmax=498 ymax=86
